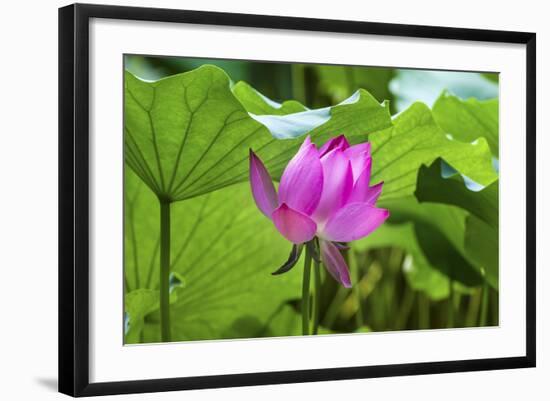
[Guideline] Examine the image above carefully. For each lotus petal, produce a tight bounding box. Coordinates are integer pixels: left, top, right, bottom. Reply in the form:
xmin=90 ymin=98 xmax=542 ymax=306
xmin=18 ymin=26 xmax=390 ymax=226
xmin=249 ymin=150 xmax=278 ymax=218
xmin=312 ymin=149 xmax=353 ymax=223
xmin=321 ymin=202 xmax=389 ymax=242
xmin=278 ymin=136 xmax=323 ymax=215
xmin=344 ymin=143 xmax=371 ymax=181
xmin=272 ymin=203 xmax=317 ymax=244
xmin=320 ymin=239 xmax=351 ymax=288
xmin=319 ymin=135 xmax=350 ymax=156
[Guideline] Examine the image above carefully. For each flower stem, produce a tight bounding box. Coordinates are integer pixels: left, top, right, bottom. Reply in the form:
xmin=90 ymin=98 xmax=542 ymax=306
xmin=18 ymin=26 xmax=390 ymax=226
xmin=302 ymin=244 xmax=312 ymax=336
xmin=312 ymin=255 xmax=321 ymax=335
xmin=159 ymin=200 xmax=171 ymax=342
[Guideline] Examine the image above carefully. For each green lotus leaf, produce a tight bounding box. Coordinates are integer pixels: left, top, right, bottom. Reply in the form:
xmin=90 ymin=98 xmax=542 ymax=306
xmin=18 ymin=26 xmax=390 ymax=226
xmin=465 ymin=215 xmax=498 ymax=287
xmin=124 ymin=289 xmax=158 ymax=343
xmin=415 ymin=159 xmax=498 ymax=229
xmin=433 ymin=92 xmax=499 ymax=156
xmin=371 ymin=102 xmax=497 ymax=201
xmin=414 ymin=159 xmax=498 ymax=287
xmin=232 ymin=81 xmax=307 ymax=115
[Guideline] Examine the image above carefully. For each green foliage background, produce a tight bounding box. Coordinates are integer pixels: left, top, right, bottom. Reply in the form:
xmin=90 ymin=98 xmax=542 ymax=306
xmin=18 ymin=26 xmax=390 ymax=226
xmin=124 ymin=55 xmax=499 ymax=343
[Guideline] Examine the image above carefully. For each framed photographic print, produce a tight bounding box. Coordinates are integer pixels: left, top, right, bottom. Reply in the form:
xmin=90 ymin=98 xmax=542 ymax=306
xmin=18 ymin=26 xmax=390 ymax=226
xmin=58 ymin=3 xmax=536 ymax=397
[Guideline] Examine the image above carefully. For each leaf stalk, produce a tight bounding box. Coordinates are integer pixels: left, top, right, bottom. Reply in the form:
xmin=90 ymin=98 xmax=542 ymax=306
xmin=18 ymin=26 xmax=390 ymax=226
xmin=159 ymin=200 xmax=172 ymax=342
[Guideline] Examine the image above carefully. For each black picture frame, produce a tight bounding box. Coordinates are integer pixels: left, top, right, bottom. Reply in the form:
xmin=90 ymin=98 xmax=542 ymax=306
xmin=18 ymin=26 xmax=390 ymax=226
xmin=58 ymin=3 xmax=536 ymax=397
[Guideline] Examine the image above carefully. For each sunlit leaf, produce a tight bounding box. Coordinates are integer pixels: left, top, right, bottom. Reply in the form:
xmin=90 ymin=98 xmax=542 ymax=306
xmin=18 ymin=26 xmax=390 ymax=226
xmin=371 ymin=102 xmax=497 ymax=200
xmin=232 ymin=81 xmax=306 ymax=115
xmin=124 ymin=281 xmax=185 ymax=343
xmin=124 ymin=289 xmax=158 ymax=343
xmin=125 ymin=66 xmax=265 ymax=201
xmin=433 ymin=92 xmax=499 ymax=156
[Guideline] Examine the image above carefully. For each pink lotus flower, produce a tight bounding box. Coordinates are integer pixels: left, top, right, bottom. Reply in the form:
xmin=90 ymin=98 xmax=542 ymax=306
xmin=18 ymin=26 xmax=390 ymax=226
xmin=249 ymin=135 xmax=389 ymax=288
